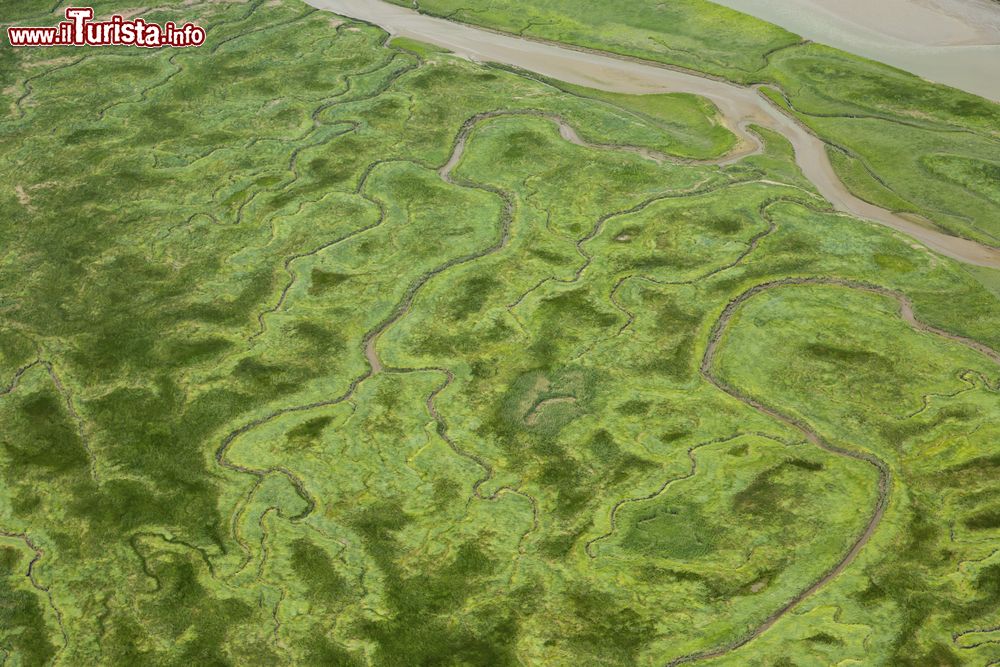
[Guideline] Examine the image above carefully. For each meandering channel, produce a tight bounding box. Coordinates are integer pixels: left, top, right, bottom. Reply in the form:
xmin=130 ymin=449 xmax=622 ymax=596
xmin=206 ymin=8 xmax=1000 ymax=660
xmin=665 ymin=276 xmax=1000 ymax=665
xmin=305 ymin=0 xmax=1000 ymax=270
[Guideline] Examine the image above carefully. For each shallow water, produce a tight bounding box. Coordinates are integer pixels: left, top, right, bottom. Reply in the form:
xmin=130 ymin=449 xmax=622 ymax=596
xmin=709 ymin=0 xmax=1000 ymax=100
xmin=307 ymin=0 xmax=1000 ymax=268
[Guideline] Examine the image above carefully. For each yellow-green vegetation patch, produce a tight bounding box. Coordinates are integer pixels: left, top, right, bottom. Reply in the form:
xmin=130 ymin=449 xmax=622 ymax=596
xmin=403 ymin=0 xmax=1000 ymax=244
xmin=965 ymin=265 xmax=1000 ymax=302
xmin=0 ymin=0 xmax=998 ymax=665
xmin=535 ymin=78 xmax=739 ymax=160
xmin=389 ymin=0 xmax=799 ymax=80
xmin=389 ymin=35 xmax=450 ymax=57
xmin=922 ymin=154 xmax=1000 ymax=207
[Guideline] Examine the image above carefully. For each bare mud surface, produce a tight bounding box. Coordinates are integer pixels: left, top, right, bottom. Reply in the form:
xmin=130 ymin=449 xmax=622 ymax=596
xmin=709 ymin=0 xmax=1000 ymax=100
xmin=306 ymin=0 xmax=1000 ymax=269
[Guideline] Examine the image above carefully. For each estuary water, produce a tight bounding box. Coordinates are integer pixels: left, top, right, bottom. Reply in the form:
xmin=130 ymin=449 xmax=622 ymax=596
xmin=306 ymin=0 xmax=1000 ymax=268
xmin=709 ymin=0 xmax=1000 ymax=101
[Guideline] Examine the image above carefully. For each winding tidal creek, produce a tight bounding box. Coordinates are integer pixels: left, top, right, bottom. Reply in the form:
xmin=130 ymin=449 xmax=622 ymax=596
xmin=307 ymin=0 xmax=1000 ymax=269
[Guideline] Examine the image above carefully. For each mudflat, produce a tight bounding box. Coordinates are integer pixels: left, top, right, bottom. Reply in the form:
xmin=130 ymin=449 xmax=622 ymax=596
xmin=708 ymin=0 xmax=1000 ymax=100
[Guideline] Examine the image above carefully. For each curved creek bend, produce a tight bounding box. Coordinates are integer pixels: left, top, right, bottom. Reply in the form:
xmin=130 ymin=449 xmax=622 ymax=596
xmin=307 ymin=0 xmax=1000 ymax=270
xmin=283 ymin=2 xmax=1000 ymax=663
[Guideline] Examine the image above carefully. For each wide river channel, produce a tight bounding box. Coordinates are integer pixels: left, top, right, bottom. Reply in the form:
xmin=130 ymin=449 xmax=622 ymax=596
xmin=709 ymin=0 xmax=1000 ymax=101
xmin=306 ymin=0 xmax=1000 ymax=269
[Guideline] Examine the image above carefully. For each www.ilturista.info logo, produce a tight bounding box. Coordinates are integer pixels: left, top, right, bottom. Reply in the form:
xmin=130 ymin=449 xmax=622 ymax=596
xmin=6 ymin=7 xmax=205 ymax=47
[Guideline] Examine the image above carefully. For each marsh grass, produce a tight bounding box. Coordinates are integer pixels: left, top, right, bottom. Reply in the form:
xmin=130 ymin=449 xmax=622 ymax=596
xmin=0 ymin=0 xmax=998 ymax=664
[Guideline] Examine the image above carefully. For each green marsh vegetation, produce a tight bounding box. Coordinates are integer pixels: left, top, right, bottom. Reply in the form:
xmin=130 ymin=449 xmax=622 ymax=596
xmin=0 ymin=0 xmax=998 ymax=664
xmin=391 ymin=0 xmax=1000 ymax=245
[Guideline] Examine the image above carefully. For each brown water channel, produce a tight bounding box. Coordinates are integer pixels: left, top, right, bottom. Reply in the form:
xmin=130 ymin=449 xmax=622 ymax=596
xmin=308 ymin=0 xmax=1000 ymax=269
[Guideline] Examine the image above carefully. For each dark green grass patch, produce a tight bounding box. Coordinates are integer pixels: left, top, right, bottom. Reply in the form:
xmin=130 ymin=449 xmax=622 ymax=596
xmin=0 ymin=0 xmax=998 ymax=664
